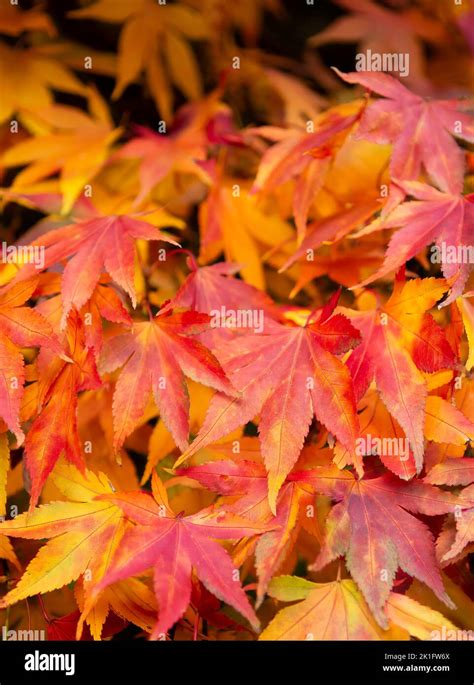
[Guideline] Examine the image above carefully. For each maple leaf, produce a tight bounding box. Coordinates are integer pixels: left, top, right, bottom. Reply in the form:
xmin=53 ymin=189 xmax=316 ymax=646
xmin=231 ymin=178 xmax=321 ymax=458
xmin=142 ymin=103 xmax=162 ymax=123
xmin=1 ymin=91 xmax=120 ymax=213
xmin=337 ymin=386 xmax=416 ymax=481
xmin=355 ymin=181 xmax=474 ymax=304
xmin=249 ymin=107 xmax=361 ymax=239
xmin=100 ymin=308 xmax=236 ymax=453
xmin=334 ymin=69 xmax=473 ymax=196
xmin=30 ymin=273 xmax=132 ymax=354
xmin=442 ymin=502 xmax=474 ymax=564
xmin=114 ymin=94 xmax=237 ymax=206
xmin=87 ymin=472 xmax=273 ymax=638
xmin=176 ymin=294 xmax=362 ymax=512
xmin=383 ymin=588 xmax=465 ymax=641
xmin=1 ymin=0 xmax=473 ymax=646
xmin=261 ymin=576 xmax=401 ymax=640
xmin=23 ymin=312 xmax=102 ymax=509
xmin=292 ymin=464 xmax=473 ymax=627
xmin=430 ymin=460 xmax=474 ymax=563
xmin=190 ymin=580 xmax=240 ymax=632
xmin=0 ymin=278 xmax=63 ymax=352
xmin=175 ymin=451 xmax=322 ymax=606
xmin=0 ymin=278 xmax=63 ymax=446
xmin=336 ymin=375 xmax=473 ymax=483
xmin=0 ymin=43 xmax=86 ymax=127
xmin=422 ymin=376 xmax=474 ymax=469
xmin=0 ymin=462 xmax=128 ymax=608
xmin=165 ymin=255 xmax=280 ymax=347
xmin=74 ymin=576 xmax=158 ymax=640
xmin=309 ymin=0 xmax=443 ymax=89
xmin=11 ymin=212 xmax=179 ymax=327
xmin=425 ymin=458 xmax=474 ymax=488
xmin=199 ymin=177 xmax=294 ymax=289
xmin=46 ymin=609 xmax=127 ymax=641
xmin=424 ymin=396 xmax=474 ymax=448
xmin=341 ymin=277 xmax=457 ymax=472
xmin=280 ymin=198 xmax=381 ymax=272
xmin=260 ymin=575 xmax=460 ymax=641
xmin=287 ymin=243 xmax=385 ymax=298
xmin=115 ymin=124 xmax=207 ymax=208
xmin=79 ymin=280 xmax=132 ymax=354
xmin=70 ymin=0 xmax=209 ymax=120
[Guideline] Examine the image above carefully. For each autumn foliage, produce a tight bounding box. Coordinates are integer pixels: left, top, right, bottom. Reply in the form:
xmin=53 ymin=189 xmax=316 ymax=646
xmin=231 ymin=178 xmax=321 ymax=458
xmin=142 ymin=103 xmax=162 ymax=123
xmin=0 ymin=0 xmax=473 ymax=643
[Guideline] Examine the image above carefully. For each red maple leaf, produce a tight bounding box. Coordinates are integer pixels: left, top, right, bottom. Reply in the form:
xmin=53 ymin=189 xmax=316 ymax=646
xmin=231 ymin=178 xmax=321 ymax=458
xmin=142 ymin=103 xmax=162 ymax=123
xmin=11 ymin=213 xmax=179 ymax=326
xmin=176 ymin=293 xmax=362 ymax=511
xmin=293 ymin=463 xmax=473 ymax=627
xmin=88 ymin=473 xmax=274 ymax=639
xmin=335 ymin=69 xmax=473 ymax=196
xmin=0 ymin=277 xmax=63 ymax=446
xmin=100 ymin=308 xmax=237 ymax=452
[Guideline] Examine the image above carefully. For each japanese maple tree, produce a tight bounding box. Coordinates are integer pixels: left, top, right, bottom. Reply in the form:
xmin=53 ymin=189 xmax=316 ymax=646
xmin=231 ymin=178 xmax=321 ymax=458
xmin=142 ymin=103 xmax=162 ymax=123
xmin=0 ymin=0 xmax=473 ymax=645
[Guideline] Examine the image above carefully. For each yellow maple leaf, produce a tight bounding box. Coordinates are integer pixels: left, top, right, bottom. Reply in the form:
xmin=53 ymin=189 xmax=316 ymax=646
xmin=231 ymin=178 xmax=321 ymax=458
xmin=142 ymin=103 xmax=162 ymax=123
xmin=1 ymin=88 xmax=122 ymax=213
xmin=70 ymin=0 xmax=210 ymax=120
xmin=0 ymin=40 xmax=86 ymax=127
xmin=260 ymin=575 xmax=460 ymax=641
